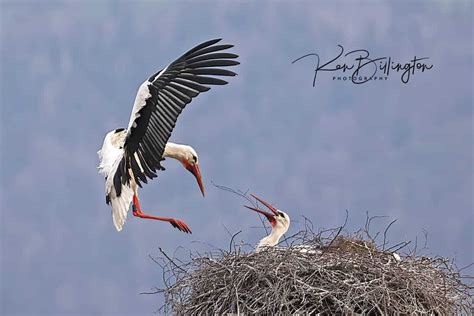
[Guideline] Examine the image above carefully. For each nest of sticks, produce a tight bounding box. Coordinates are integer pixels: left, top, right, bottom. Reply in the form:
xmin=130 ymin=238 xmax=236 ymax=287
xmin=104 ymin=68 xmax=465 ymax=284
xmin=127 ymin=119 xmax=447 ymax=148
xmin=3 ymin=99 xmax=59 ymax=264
xmin=148 ymin=190 xmax=472 ymax=314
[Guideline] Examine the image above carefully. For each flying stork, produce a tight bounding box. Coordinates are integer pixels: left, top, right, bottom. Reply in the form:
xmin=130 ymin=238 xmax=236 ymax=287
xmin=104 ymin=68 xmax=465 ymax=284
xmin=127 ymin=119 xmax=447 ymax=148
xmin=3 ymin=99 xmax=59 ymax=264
xmin=97 ymin=39 xmax=239 ymax=233
xmin=244 ymin=194 xmax=291 ymax=251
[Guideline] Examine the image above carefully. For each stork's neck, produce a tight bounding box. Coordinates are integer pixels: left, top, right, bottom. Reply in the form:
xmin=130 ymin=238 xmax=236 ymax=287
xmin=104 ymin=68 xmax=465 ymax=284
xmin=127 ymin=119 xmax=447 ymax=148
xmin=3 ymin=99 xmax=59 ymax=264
xmin=256 ymin=225 xmax=287 ymax=251
xmin=163 ymin=142 xmax=188 ymax=161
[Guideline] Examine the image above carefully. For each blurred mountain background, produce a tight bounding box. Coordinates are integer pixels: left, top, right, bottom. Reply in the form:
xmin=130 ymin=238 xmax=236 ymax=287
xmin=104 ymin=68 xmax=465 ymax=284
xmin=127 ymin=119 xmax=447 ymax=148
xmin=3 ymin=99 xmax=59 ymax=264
xmin=1 ymin=1 xmax=472 ymax=315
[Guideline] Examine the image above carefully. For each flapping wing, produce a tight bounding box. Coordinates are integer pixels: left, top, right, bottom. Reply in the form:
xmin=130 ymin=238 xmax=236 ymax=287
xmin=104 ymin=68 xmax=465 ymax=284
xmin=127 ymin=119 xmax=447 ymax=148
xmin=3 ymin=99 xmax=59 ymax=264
xmin=113 ymin=38 xmax=239 ymax=196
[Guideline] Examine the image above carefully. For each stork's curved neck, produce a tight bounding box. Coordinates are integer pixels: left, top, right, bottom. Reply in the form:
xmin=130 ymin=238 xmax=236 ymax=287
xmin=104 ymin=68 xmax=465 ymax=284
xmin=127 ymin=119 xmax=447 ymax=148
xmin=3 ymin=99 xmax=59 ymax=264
xmin=163 ymin=142 xmax=187 ymax=161
xmin=256 ymin=225 xmax=287 ymax=251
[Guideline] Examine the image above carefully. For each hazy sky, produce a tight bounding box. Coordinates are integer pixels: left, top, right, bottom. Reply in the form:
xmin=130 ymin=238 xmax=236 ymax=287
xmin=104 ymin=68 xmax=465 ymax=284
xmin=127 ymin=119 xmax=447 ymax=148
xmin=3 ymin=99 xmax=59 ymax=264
xmin=1 ymin=1 xmax=472 ymax=315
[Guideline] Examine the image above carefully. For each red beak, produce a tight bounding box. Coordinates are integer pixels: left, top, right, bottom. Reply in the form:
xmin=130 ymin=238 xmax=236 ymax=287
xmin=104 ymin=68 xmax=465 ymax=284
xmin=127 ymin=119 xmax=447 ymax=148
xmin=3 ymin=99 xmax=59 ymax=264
xmin=185 ymin=162 xmax=205 ymax=197
xmin=244 ymin=194 xmax=279 ymax=224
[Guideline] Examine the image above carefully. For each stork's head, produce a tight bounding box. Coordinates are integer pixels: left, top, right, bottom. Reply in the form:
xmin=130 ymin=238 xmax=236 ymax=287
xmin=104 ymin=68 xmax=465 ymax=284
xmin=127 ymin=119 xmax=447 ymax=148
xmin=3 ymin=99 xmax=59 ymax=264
xmin=244 ymin=194 xmax=290 ymax=233
xmin=179 ymin=145 xmax=205 ymax=197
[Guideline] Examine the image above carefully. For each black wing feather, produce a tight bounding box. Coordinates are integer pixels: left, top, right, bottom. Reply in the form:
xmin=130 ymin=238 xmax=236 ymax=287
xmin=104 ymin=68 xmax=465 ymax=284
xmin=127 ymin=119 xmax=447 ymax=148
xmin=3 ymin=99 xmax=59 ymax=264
xmin=114 ymin=39 xmax=239 ymax=193
xmin=186 ymin=52 xmax=239 ymax=64
xmin=185 ymin=68 xmax=237 ymax=77
xmin=185 ymin=44 xmax=234 ymax=59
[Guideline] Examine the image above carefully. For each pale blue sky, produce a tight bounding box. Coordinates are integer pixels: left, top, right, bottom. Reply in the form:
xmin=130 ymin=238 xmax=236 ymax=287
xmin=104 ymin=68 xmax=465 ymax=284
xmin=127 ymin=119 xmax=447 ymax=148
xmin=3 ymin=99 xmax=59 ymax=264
xmin=1 ymin=1 xmax=472 ymax=315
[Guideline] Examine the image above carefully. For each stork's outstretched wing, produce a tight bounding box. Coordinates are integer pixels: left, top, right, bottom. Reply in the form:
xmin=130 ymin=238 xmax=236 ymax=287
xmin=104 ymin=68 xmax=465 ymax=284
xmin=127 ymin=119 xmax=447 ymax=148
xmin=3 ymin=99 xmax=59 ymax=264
xmin=113 ymin=39 xmax=239 ymax=196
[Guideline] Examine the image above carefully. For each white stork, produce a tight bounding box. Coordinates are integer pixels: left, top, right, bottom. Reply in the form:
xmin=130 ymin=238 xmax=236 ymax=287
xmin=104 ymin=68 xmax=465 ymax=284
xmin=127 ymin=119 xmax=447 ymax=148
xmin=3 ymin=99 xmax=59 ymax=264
xmin=245 ymin=195 xmax=322 ymax=254
xmin=244 ymin=194 xmax=291 ymax=251
xmin=97 ymin=39 xmax=239 ymax=233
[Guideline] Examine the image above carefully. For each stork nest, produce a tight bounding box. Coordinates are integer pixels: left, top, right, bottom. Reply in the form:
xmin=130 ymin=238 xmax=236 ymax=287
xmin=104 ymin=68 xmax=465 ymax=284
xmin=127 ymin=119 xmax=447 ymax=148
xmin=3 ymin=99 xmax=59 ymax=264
xmin=147 ymin=185 xmax=472 ymax=314
xmin=149 ymin=220 xmax=472 ymax=315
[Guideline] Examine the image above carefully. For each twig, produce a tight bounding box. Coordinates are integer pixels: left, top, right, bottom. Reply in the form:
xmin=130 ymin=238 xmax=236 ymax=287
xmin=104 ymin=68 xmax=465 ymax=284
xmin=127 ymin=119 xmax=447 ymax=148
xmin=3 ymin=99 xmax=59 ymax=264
xmin=212 ymin=182 xmax=270 ymax=235
xmin=229 ymin=230 xmax=242 ymax=253
xmin=159 ymin=247 xmax=188 ymax=274
xmin=382 ymin=219 xmax=397 ymax=250
xmin=326 ymin=209 xmax=349 ymax=248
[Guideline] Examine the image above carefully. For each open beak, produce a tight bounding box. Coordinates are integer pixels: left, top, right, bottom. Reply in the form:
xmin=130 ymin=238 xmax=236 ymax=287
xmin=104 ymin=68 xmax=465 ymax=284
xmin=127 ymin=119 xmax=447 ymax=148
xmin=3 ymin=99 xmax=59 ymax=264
xmin=185 ymin=162 xmax=205 ymax=197
xmin=244 ymin=194 xmax=279 ymax=223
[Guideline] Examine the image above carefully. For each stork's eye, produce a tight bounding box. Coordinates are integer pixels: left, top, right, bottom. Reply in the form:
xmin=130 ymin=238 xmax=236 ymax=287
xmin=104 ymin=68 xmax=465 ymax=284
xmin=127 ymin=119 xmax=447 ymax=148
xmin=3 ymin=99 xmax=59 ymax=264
xmin=192 ymin=155 xmax=197 ymax=163
xmin=278 ymin=211 xmax=284 ymax=217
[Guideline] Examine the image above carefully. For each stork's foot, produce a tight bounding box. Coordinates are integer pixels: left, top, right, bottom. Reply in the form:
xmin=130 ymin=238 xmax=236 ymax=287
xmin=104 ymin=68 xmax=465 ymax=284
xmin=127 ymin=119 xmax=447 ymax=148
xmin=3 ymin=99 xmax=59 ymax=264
xmin=167 ymin=218 xmax=192 ymax=234
xmin=132 ymin=209 xmax=192 ymax=234
xmin=131 ymin=194 xmax=192 ymax=233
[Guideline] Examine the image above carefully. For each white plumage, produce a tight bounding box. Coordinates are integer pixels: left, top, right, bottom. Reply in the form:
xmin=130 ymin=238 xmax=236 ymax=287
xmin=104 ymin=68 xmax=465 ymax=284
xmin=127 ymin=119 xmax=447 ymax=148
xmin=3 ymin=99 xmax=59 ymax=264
xmin=245 ymin=194 xmax=324 ymax=254
xmin=244 ymin=194 xmax=291 ymax=251
xmin=126 ymin=81 xmax=151 ymax=131
xmin=98 ymin=130 xmax=133 ymax=231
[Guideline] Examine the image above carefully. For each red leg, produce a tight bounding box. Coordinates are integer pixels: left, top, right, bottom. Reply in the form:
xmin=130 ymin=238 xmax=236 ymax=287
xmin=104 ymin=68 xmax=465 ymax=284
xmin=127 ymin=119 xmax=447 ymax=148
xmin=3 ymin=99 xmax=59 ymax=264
xmin=132 ymin=195 xmax=192 ymax=233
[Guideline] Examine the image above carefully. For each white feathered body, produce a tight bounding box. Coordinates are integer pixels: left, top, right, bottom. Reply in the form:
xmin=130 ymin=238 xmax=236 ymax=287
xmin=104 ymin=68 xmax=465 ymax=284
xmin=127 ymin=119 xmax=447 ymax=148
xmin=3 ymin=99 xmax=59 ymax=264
xmin=256 ymin=211 xmax=290 ymax=252
xmin=97 ymin=130 xmax=134 ymax=231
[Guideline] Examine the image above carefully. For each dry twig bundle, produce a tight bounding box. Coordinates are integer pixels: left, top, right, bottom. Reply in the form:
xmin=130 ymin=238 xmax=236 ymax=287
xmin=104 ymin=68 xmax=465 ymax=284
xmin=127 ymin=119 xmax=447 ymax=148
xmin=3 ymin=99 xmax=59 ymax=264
xmin=147 ymin=187 xmax=472 ymax=314
xmin=150 ymin=225 xmax=471 ymax=314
